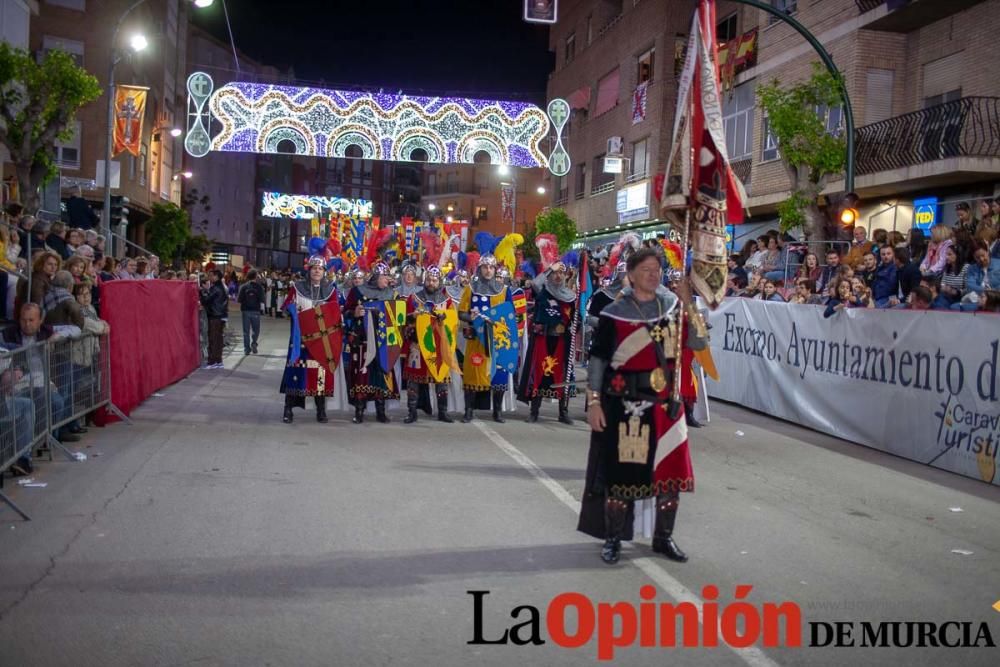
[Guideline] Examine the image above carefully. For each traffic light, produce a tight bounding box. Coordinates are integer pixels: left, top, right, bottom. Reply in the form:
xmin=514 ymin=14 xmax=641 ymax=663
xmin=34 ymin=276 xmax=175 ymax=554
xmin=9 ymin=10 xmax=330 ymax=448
xmin=839 ymin=192 xmax=859 ymax=227
xmin=110 ymin=195 xmax=129 ymax=227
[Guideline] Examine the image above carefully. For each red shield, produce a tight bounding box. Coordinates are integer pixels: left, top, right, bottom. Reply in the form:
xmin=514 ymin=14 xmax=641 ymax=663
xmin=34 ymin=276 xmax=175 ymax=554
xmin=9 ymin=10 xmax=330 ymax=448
xmin=298 ymin=300 xmax=344 ymax=375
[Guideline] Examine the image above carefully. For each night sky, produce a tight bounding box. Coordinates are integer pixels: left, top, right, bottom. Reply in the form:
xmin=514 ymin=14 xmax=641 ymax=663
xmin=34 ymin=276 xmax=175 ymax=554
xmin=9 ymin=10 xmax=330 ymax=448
xmin=192 ymin=0 xmax=554 ymax=103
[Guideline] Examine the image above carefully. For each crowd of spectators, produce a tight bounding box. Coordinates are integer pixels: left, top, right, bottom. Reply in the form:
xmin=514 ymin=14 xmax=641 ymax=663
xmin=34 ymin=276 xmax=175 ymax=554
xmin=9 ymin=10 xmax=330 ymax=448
xmin=724 ymin=199 xmax=1000 ymax=316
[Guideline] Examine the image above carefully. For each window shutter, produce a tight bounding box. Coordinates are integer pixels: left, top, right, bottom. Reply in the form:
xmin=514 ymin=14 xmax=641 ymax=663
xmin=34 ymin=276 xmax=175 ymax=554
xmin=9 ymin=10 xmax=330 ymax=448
xmin=922 ymin=52 xmax=963 ymax=100
xmin=865 ymin=68 xmax=894 ymax=124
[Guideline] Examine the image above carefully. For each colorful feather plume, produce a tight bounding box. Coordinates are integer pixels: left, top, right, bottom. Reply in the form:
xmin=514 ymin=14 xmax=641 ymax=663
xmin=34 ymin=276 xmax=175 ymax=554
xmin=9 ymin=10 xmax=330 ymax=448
xmin=560 ymin=250 xmax=580 ymax=269
xmin=495 ymin=232 xmax=523 ymax=275
xmin=520 ymin=259 xmax=537 ymax=279
xmin=420 ymin=230 xmax=443 ymax=269
xmin=464 ymin=251 xmax=480 ymax=273
xmin=534 ymin=233 xmax=559 ymax=271
xmin=660 ymin=239 xmax=684 ymax=270
xmin=474 ymin=231 xmax=499 ymax=257
xmin=364 ymin=227 xmax=395 ymax=270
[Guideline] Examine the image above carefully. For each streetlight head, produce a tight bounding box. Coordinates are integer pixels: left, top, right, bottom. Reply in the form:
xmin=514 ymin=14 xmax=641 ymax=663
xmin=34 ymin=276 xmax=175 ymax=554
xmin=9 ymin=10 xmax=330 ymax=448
xmin=428 ymin=203 xmax=436 ymax=211
xmin=447 ymin=204 xmax=455 ymax=212
xmin=498 ymin=164 xmax=510 ymax=176
xmin=182 ymin=171 xmax=193 ymax=179
xmin=129 ymin=33 xmax=148 ymax=52
xmin=536 ymin=186 xmax=546 ymax=195
xmin=194 ymin=0 xmax=215 ymax=7
xmin=170 ymin=128 xmax=183 ymax=137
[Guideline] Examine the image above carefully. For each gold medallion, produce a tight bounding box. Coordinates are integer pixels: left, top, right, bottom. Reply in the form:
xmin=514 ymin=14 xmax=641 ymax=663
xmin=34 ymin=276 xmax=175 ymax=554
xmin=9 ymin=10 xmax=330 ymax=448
xmin=650 ymin=324 xmax=664 ymax=342
xmin=649 ymin=367 xmax=667 ymax=393
xmin=555 ymin=324 xmax=565 ymax=334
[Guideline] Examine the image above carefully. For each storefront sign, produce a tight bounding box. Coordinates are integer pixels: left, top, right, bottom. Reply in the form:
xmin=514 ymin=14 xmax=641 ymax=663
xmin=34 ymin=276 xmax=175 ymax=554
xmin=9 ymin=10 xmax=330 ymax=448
xmin=913 ymin=196 xmax=938 ymax=231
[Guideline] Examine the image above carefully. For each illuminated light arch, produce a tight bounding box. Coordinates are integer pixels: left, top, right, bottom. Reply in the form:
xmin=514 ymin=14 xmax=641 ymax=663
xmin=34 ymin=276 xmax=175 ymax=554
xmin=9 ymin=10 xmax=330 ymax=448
xmin=456 ymin=130 xmax=509 ymax=165
xmin=391 ymin=128 xmax=448 ymax=163
xmin=257 ymin=119 xmax=316 ymax=155
xmin=194 ymin=76 xmax=551 ymax=168
xmin=326 ymin=123 xmax=383 ymax=159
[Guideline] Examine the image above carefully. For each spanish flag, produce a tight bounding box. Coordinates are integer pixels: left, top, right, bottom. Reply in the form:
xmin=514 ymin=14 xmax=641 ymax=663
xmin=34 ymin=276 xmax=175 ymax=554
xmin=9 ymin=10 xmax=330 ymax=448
xmin=112 ymin=85 xmax=149 ymax=157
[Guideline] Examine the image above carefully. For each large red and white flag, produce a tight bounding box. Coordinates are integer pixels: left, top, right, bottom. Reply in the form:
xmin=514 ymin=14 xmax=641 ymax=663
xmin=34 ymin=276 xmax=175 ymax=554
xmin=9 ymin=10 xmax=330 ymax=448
xmin=663 ymin=0 xmax=746 ymax=309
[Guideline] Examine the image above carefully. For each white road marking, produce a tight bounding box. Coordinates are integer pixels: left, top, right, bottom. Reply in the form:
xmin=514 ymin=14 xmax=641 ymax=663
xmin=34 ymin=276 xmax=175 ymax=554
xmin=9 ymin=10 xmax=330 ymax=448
xmin=473 ymin=420 xmax=782 ymax=667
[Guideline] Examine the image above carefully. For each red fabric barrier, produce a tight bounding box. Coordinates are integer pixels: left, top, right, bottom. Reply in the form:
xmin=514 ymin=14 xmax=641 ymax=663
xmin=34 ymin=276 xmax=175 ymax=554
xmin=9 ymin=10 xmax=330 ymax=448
xmin=96 ymin=281 xmax=200 ymax=423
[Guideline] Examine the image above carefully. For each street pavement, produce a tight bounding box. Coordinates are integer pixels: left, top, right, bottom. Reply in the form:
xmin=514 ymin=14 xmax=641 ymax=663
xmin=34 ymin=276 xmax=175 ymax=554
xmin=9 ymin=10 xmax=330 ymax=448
xmin=1 ymin=315 xmax=998 ymax=666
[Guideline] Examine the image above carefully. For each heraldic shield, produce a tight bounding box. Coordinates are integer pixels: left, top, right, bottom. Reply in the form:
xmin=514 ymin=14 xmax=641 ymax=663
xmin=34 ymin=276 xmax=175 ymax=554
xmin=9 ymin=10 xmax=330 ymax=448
xmin=482 ymin=301 xmax=519 ymax=378
xmin=298 ymin=300 xmax=344 ymax=376
xmin=367 ymin=300 xmax=407 ymax=373
xmin=415 ymin=307 xmax=459 ymax=383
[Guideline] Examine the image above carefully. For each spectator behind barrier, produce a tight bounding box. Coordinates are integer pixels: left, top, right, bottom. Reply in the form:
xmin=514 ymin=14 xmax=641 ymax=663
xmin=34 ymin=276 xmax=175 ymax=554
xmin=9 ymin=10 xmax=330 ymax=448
xmin=845 ymin=226 xmax=874 ymax=269
xmin=796 ymin=252 xmax=822 ymax=284
xmin=871 ymin=245 xmax=897 ymax=308
xmin=953 ymin=245 xmax=1000 ymax=311
xmin=824 ymin=279 xmax=856 ymax=318
xmin=893 ymin=247 xmax=922 ymax=306
xmin=44 ymin=271 xmax=84 ymax=329
xmin=16 ymin=250 xmax=61 ymax=314
xmin=816 ymin=249 xmax=841 ymax=294
xmin=46 ymin=221 xmax=70 ymax=260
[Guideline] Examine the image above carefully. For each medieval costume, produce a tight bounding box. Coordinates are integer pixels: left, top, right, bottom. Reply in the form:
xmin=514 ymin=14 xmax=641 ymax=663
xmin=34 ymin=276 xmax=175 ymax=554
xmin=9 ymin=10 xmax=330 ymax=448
xmin=517 ymin=234 xmax=578 ymax=424
xmin=458 ymin=233 xmax=519 ymax=423
xmin=577 ymin=284 xmax=707 ymax=564
xmin=343 ymin=230 xmax=402 ymax=423
xmin=397 ymin=262 xmax=421 ymax=298
xmin=280 ymin=256 xmax=342 ymax=424
xmin=402 ymin=266 xmax=458 ymax=423
xmin=586 ymin=234 xmax=640 ymax=328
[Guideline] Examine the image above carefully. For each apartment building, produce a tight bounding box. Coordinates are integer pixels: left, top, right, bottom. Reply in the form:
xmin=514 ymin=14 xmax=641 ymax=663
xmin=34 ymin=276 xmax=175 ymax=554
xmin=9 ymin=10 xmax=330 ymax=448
xmin=549 ymin=0 xmax=1000 ymax=246
xmin=545 ymin=0 xmax=698 ymax=244
xmin=719 ymin=0 xmax=1000 ymax=239
xmin=30 ymin=0 xmax=192 ymax=247
xmin=420 ymin=163 xmax=549 ymax=239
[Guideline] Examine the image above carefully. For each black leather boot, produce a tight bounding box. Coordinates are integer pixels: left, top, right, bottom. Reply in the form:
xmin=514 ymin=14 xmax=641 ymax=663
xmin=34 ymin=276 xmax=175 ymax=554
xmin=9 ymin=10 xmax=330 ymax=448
xmin=461 ymin=390 xmax=475 ymax=423
xmin=652 ymin=495 xmax=688 ymax=562
xmin=685 ymin=402 xmax=702 ymax=428
xmin=315 ymin=396 xmax=328 ymax=423
xmin=491 ymin=389 xmax=506 ymax=423
xmin=526 ymin=396 xmax=541 ymax=423
xmin=375 ymin=399 xmax=390 ymax=423
xmin=282 ymin=396 xmax=294 ymax=423
xmin=404 ymin=389 xmax=419 ymax=424
xmin=437 ymin=389 xmax=454 ymax=423
xmin=601 ymin=497 xmax=629 ymax=565
xmin=352 ymin=403 xmax=365 ymax=424
xmin=558 ymin=396 xmax=573 ymax=425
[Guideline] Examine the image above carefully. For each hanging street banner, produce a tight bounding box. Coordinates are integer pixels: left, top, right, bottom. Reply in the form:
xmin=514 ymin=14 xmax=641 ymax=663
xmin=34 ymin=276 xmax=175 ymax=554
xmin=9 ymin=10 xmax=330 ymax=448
xmin=705 ymin=299 xmax=1000 ymax=487
xmin=113 ymin=85 xmax=149 ymax=157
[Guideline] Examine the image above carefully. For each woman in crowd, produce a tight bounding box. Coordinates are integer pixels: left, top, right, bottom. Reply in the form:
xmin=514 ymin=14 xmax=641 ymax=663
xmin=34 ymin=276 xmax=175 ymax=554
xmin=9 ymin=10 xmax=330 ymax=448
xmin=888 ymin=230 xmax=906 ymax=249
xmin=43 ymin=270 xmax=84 ymax=328
xmin=0 ymin=224 xmax=17 ymax=271
xmin=46 ymin=221 xmax=70 ymax=259
xmin=850 ymin=277 xmax=874 ymax=308
xmin=738 ymin=239 xmax=758 ymax=267
xmin=116 ymin=257 xmax=137 ymax=280
xmin=824 ymin=278 xmax=857 ymax=318
xmin=65 ymin=228 xmax=85 ymax=256
xmin=64 ymin=256 xmax=88 ymax=284
xmin=920 ymin=224 xmax=953 ymax=276
xmin=135 ymin=259 xmax=149 ymax=281
xmin=907 ymin=227 xmax=929 ymax=267
xmin=99 ymin=257 xmax=118 ymax=282
xmin=796 ymin=252 xmax=822 ymax=283
xmin=978 ymin=199 xmax=995 ymax=235
xmin=744 ymin=235 xmax=770 ymax=272
xmin=870 ymin=228 xmax=889 ymax=255
xmin=19 ymin=250 xmax=61 ymax=310
xmin=940 ymin=245 xmax=968 ymax=305
xmin=760 ymin=279 xmax=785 ymax=302
xmin=758 ymin=236 xmax=781 ymax=277
xmin=743 ymin=271 xmax=762 ymax=298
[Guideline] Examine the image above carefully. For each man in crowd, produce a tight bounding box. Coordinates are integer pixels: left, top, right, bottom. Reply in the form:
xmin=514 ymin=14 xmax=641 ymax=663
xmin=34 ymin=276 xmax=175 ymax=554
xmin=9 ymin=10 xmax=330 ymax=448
xmin=816 ymin=249 xmax=841 ymax=294
xmin=845 ymin=226 xmax=874 ymax=269
xmin=237 ymin=269 xmax=265 ymax=355
xmin=1 ymin=303 xmax=79 ymax=446
xmin=200 ymin=270 xmax=229 ymax=369
xmin=871 ymin=245 xmax=898 ymax=308
xmin=66 ymin=186 xmax=99 ymax=230
xmin=891 ymin=247 xmax=922 ymax=306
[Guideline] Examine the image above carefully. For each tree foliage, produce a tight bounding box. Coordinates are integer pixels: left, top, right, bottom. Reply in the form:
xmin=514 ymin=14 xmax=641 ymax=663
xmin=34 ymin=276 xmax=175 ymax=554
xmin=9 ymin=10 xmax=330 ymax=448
xmin=0 ymin=44 xmax=101 ymax=211
xmin=533 ymin=207 xmax=577 ymax=253
xmin=181 ymin=233 xmax=213 ymax=264
xmin=145 ymin=202 xmax=192 ymax=263
xmin=757 ymin=63 xmax=847 ymax=239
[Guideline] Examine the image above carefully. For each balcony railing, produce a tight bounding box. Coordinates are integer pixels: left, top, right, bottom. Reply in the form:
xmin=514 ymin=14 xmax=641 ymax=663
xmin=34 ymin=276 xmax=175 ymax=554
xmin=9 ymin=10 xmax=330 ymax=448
xmin=855 ymin=0 xmax=884 ymax=12
xmin=855 ymin=97 xmax=1000 ymax=175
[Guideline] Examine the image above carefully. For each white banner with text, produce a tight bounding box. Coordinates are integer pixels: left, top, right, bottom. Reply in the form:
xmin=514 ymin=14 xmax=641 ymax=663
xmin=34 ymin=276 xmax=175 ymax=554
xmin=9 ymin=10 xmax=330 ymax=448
xmin=705 ymin=299 xmax=1000 ymax=486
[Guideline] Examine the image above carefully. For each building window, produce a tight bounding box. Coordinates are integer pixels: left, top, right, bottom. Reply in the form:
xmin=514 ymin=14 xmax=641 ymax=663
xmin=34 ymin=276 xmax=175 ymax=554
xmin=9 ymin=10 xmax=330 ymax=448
xmin=637 ymin=47 xmax=655 ymax=85
xmin=761 ymin=116 xmax=779 ymax=162
xmin=631 ymin=138 xmax=649 ymax=179
xmin=575 ymin=163 xmax=587 ymax=199
xmin=769 ymin=0 xmax=797 ymax=24
xmin=41 ymin=35 xmax=84 ymax=67
xmin=475 ymin=205 xmax=488 ymax=220
xmin=717 ymin=13 xmax=738 ymax=44
xmin=723 ymin=81 xmax=755 ymax=160
xmin=924 ymin=89 xmax=961 ymax=108
xmin=565 ymin=33 xmax=576 ymax=64
xmin=139 ymin=143 xmax=148 ymax=186
xmin=592 ymin=154 xmax=614 ymax=192
xmin=816 ymin=104 xmax=844 ymax=137
xmin=594 ymin=67 xmax=620 ymax=116
xmin=54 ymin=121 xmax=81 ymax=169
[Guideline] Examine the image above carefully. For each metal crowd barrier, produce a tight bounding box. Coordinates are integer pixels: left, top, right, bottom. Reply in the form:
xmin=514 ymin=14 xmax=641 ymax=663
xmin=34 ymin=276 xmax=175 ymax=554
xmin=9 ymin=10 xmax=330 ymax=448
xmin=0 ymin=332 xmax=129 ymax=521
